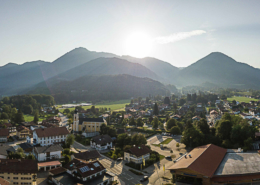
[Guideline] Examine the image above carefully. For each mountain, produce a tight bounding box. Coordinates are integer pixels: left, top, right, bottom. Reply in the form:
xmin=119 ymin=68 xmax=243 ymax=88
xmin=0 ymin=48 xmax=118 ymax=95
xmin=27 ymin=74 xmax=171 ymax=103
xmin=56 ymin=57 xmax=159 ymax=80
xmin=176 ymin=52 xmax=260 ymax=88
xmin=51 ymin=47 xmax=117 ymax=74
xmin=121 ymin=56 xmax=179 ymax=83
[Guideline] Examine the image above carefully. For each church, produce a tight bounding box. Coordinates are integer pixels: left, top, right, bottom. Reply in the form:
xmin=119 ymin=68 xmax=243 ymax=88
xmin=72 ymin=109 xmax=107 ymax=137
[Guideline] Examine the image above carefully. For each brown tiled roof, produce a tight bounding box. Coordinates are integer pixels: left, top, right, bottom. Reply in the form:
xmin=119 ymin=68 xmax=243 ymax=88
xmin=212 ymin=173 xmax=260 ymax=182
xmin=1 ymin=123 xmax=12 ymax=128
xmin=0 ymin=129 xmax=9 ymax=136
xmin=73 ymin=150 xmax=101 ymax=161
xmin=168 ymin=144 xmax=227 ymax=177
xmin=41 ymin=121 xmax=58 ymax=128
xmin=49 ymin=167 xmax=66 ymax=175
xmin=16 ymin=125 xmax=29 ymax=132
xmin=65 ymin=159 xmax=105 ymax=178
xmin=0 ymin=159 xmax=38 ymax=173
xmin=91 ymin=135 xmax=112 ymax=145
xmin=35 ymin=127 xmax=69 ymax=137
xmin=38 ymin=161 xmax=61 ymax=167
xmin=127 ymin=145 xmax=152 ymax=157
xmin=0 ymin=177 xmax=10 ymax=185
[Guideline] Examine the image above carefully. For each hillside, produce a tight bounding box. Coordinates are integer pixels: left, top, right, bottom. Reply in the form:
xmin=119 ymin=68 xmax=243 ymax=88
xmin=176 ymin=52 xmax=260 ymax=88
xmin=55 ymin=57 xmax=159 ymax=81
xmin=121 ymin=56 xmax=179 ymax=83
xmin=27 ymin=74 xmax=171 ymax=103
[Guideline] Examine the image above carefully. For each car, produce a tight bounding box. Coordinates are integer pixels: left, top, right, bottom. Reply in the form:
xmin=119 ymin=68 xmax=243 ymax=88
xmin=166 ymin=156 xmax=172 ymax=160
xmin=117 ymin=157 xmax=123 ymax=161
xmin=140 ymin=176 xmax=148 ymax=182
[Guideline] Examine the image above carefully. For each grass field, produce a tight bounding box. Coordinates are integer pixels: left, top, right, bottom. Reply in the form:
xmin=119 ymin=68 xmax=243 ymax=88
xmin=227 ymin=96 xmax=259 ymax=103
xmin=23 ymin=114 xmax=57 ymax=122
xmin=153 ymin=138 xmax=173 ymax=147
xmin=59 ymin=99 xmax=130 ymax=113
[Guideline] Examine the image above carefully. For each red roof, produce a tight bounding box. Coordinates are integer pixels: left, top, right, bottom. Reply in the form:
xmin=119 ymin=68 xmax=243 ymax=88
xmin=0 ymin=177 xmax=10 ymax=185
xmin=35 ymin=127 xmax=69 ymax=137
xmin=0 ymin=129 xmax=9 ymax=137
xmin=16 ymin=125 xmax=29 ymax=132
xmin=169 ymin=144 xmax=227 ymax=177
xmin=38 ymin=161 xmax=61 ymax=167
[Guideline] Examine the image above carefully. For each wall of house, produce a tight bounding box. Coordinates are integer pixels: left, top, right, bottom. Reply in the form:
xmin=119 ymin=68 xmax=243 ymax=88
xmin=90 ymin=142 xmax=112 ymax=150
xmin=0 ymin=172 xmax=37 ymax=185
xmin=0 ymin=136 xmax=7 ymax=142
xmin=36 ymin=151 xmax=62 ymax=161
xmin=0 ymin=155 xmax=7 ymax=159
xmin=124 ymin=152 xmax=150 ymax=164
xmin=33 ymin=132 xmax=67 ymax=146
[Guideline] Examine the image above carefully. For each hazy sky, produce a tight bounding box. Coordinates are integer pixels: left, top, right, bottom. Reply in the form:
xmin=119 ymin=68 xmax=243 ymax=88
xmin=1 ymin=0 xmax=260 ymax=67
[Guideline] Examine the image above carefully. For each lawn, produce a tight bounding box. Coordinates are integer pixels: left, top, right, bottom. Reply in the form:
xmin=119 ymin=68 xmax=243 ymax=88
xmin=59 ymin=99 xmax=130 ymax=113
xmin=159 ymin=155 xmax=165 ymax=160
xmin=153 ymin=138 xmax=173 ymax=147
xmin=23 ymin=114 xmax=57 ymax=122
xmin=227 ymin=96 xmax=259 ymax=103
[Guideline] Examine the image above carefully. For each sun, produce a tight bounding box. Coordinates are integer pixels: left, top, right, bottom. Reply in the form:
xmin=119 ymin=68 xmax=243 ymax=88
xmin=125 ymin=32 xmax=152 ymax=58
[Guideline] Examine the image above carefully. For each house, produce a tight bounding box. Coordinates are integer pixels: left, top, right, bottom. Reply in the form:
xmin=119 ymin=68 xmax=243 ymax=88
xmin=192 ymin=116 xmax=201 ymax=121
xmin=170 ymin=115 xmax=181 ymax=120
xmin=0 ymin=123 xmax=16 ymax=133
xmin=139 ymin=110 xmax=146 ymax=116
xmin=0 ymin=144 xmax=15 ymax=159
xmin=101 ymin=114 xmax=110 ymax=119
xmin=19 ymin=142 xmax=33 ymax=153
xmin=33 ymin=127 xmax=69 ymax=146
xmin=72 ymin=109 xmax=106 ymax=137
xmin=41 ymin=121 xmax=58 ymax=128
xmin=49 ymin=159 xmax=114 ymax=185
xmin=124 ymin=145 xmax=152 ymax=164
xmin=210 ymin=110 xmax=218 ymax=116
xmin=90 ymin=135 xmax=113 ymax=151
xmin=233 ymin=109 xmax=241 ymax=115
xmin=46 ymin=116 xmax=61 ymax=125
xmin=124 ymin=113 xmax=132 ymax=119
xmin=0 ymin=177 xmax=9 ymax=185
xmin=0 ymin=159 xmax=38 ymax=185
xmin=168 ymin=144 xmax=260 ymax=185
xmin=0 ymin=129 xmax=9 ymax=143
xmin=72 ymin=150 xmax=101 ymax=161
xmin=240 ymin=113 xmax=253 ymax=119
xmin=16 ymin=125 xmax=30 ymax=139
xmin=249 ymin=109 xmax=260 ymax=116
xmin=197 ymin=103 xmax=202 ymax=108
xmin=33 ymin=144 xmax=63 ymax=161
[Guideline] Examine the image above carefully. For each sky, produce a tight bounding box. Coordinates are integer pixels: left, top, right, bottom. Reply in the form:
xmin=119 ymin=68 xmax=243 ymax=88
xmin=1 ymin=0 xmax=260 ymax=68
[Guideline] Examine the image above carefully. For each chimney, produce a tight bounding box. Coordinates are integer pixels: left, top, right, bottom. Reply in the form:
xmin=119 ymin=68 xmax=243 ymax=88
xmin=184 ymin=155 xmax=187 ymax=159
xmin=189 ymin=155 xmax=191 ymax=158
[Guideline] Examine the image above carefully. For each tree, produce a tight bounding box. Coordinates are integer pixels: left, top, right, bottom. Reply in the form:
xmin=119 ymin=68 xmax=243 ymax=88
xmin=90 ymin=106 xmax=97 ymax=114
xmin=152 ymin=117 xmax=159 ymax=129
xmin=22 ymin=104 xmax=33 ymax=114
xmin=179 ymin=99 xmax=186 ymax=106
xmin=33 ymin=111 xmax=39 ymax=124
xmin=1 ymin=112 xmax=9 ymax=119
xmin=153 ymin=103 xmax=159 ymax=115
xmin=196 ymin=119 xmax=210 ymax=135
xmin=107 ymin=127 xmax=117 ymax=137
xmin=26 ymin=153 xmax=35 ymax=160
xmin=166 ymin=118 xmax=177 ymax=130
xmin=136 ymin=117 xmax=144 ymax=127
xmin=170 ymin=126 xmax=181 ymax=135
xmin=159 ymin=122 xmax=164 ymax=130
xmin=164 ymin=97 xmax=170 ymax=105
xmin=191 ymin=93 xmax=197 ymax=102
xmin=181 ymin=126 xmax=204 ymax=148
xmin=100 ymin=123 xmax=108 ymax=135
xmin=187 ymin=94 xmax=192 ymax=101
xmin=117 ymin=133 xmax=131 ymax=148
xmin=15 ymin=109 xmax=25 ymax=123
xmin=66 ymin=134 xmax=75 ymax=147
xmin=64 ymin=109 xmax=70 ymax=114
xmin=216 ymin=120 xmax=232 ymax=140
xmin=129 ymin=117 xmax=136 ymax=126
xmin=131 ymin=133 xmax=147 ymax=146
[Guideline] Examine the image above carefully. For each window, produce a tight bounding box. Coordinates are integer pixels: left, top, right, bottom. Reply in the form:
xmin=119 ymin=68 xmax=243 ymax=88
xmin=8 ymin=177 xmax=10 ymax=179
xmin=14 ymin=183 xmax=18 ymax=185
xmin=13 ymin=177 xmax=18 ymax=179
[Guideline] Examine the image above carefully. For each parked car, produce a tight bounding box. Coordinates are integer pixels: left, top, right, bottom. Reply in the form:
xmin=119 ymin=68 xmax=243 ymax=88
xmin=117 ymin=157 xmax=123 ymax=161
xmin=166 ymin=156 xmax=172 ymax=160
xmin=140 ymin=176 xmax=148 ymax=182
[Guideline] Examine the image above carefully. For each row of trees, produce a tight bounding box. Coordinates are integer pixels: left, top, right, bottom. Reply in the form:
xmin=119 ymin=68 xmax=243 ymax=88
xmin=181 ymin=113 xmax=257 ymax=151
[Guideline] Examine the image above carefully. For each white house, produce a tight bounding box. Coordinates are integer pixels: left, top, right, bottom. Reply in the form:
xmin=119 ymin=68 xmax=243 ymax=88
xmin=90 ymin=135 xmax=113 ymax=151
xmin=240 ymin=113 xmax=253 ymax=120
xmin=124 ymin=145 xmax=152 ymax=164
xmin=33 ymin=127 xmax=69 ymax=146
xmin=33 ymin=144 xmax=63 ymax=161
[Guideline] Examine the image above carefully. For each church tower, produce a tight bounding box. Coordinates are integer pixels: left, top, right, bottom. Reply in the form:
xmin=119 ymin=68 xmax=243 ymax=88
xmin=73 ymin=109 xmax=79 ymax=132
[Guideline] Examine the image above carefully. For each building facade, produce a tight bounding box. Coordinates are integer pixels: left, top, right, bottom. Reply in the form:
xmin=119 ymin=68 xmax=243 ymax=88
xmin=0 ymin=159 xmax=37 ymax=185
xmin=16 ymin=126 xmax=30 ymax=139
xmin=124 ymin=145 xmax=151 ymax=164
xmin=33 ymin=127 xmax=69 ymax=146
xmin=90 ymin=135 xmax=113 ymax=151
xmin=72 ymin=109 xmax=106 ymax=137
xmin=0 ymin=129 xmax=9 ymax=143
xmin=33 ymin=144 xmax=63 ymax=161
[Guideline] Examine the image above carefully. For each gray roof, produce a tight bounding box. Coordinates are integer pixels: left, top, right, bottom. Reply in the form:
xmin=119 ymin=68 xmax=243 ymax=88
xmin=79 ymin=117 xmax=104 ymax=125
xmin=215 ymin=153 xmax=260 ymax=176
xmin=91 ymin=135 xmax=112 ymax=145
xmin=34 ymin=144 xmax=63 ymax=153
xmin=0 ymin=144 xmax=15 ymax=156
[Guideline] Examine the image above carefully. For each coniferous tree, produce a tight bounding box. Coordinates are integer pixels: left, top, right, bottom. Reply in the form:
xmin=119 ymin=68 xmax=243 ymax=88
xmin=153 ymin=102 xmax=159 ymax=115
